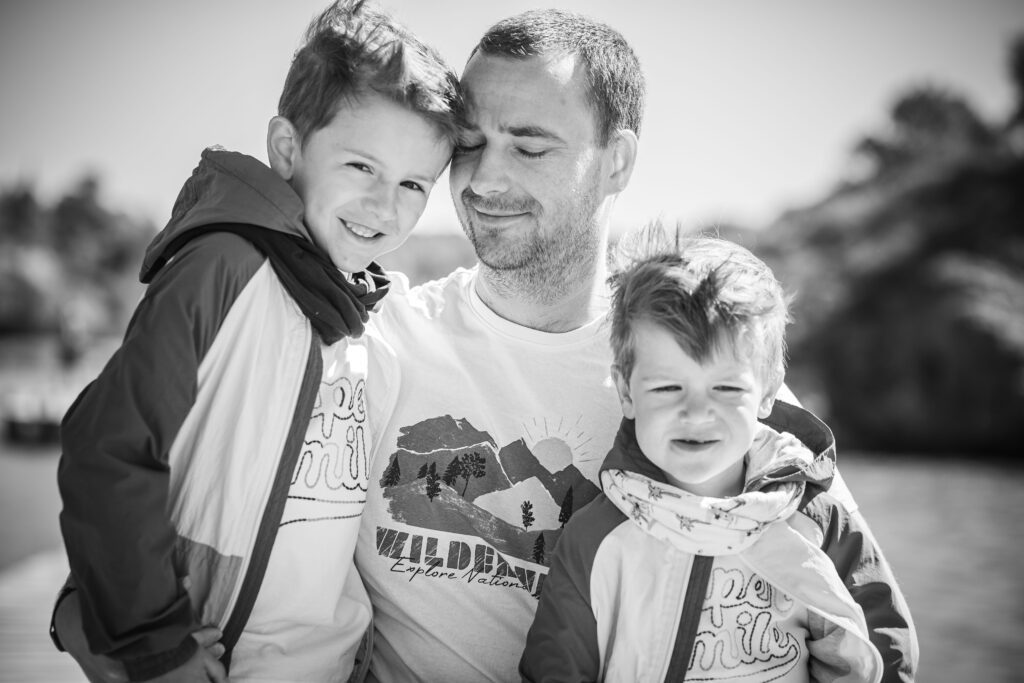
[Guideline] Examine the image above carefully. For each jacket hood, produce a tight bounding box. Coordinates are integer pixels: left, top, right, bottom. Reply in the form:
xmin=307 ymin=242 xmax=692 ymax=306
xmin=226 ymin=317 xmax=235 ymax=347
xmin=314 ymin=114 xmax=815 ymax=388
xmin=602 ymin=400 xmax=838 ymax=495
xmin=140 ymin=147 xmax=311 ymax=282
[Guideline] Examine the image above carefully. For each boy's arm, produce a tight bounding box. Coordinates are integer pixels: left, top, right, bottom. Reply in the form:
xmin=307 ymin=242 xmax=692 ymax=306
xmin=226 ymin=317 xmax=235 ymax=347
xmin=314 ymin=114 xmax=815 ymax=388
xmin=805 ymin=493 xmax=920 ymax=682
xmin=520 ymin=522 xmax=603 ymax=682
xmin=57 ymin=233 xmax=264 ymax=681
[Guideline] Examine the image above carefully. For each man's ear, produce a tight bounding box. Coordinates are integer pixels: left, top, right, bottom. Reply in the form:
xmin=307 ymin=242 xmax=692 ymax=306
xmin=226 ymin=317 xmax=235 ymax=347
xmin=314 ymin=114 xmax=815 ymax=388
xmin=604 ymin=129 xmax=638 ymax=195
xmin=611 ymin=364 xmax=636 ymax=419
xmin=267 ymin=116 xmax=301 ymax=180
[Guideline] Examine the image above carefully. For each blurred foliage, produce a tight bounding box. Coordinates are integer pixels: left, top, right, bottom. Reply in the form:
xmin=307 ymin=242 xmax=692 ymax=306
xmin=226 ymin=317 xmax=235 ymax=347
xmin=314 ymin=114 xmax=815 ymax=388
xmin=0 ymin=175 xmax=152 ymax=358
xmin=751 ymin=34 xmax=1024 ymax=455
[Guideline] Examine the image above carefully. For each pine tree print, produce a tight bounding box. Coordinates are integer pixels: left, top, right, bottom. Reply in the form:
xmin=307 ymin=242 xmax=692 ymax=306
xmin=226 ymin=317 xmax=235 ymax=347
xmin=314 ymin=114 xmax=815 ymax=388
xmin=417 ymin=463 xmax=428 ymax=479
xmin=425 ymin=462 xmax=441 ymax=501
xmin=532 ymin=533 xmax=546 ymax=564
xmin=380 ymin=458 xmax=401 ymax=487
xmin=442 ymin=457 xmax=460 ymax=488
xmin=558 ymin=486 xmax=574 ymax=527
xmin=521 ymin=500 xmax=535 ymax=530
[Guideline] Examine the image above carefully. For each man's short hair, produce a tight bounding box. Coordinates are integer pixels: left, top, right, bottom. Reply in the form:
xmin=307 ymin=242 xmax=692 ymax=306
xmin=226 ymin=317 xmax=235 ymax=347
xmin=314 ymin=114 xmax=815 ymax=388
xmin=609 ymin=227 xmax=792 ymax=393
xmin=279 ymin=0 xmax=463 ymax=146
xmin=474 ymin=9 xmax=645 ymax=145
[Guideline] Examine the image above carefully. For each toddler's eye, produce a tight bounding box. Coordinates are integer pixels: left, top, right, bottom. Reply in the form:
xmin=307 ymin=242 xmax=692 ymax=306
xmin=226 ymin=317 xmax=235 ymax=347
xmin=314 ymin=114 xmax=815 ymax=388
xmin=652 ymin=385 xmax=681 ymax=393
xmin=347 ymin=162 xmax=372 ymax=173
xmin=401 ymin=180 xmax=426 ymax=193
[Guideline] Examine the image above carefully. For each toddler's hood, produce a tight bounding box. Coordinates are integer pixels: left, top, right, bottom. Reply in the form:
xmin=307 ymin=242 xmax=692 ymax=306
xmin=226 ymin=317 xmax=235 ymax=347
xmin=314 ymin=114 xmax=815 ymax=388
xmin=140 ymin=147 xmax=310 ymax=282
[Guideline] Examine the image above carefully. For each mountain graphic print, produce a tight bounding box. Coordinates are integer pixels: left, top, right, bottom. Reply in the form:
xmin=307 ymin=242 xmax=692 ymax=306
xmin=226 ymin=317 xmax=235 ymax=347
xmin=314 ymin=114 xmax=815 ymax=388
xmin=376 ymin=414 xmax=600 ymax=567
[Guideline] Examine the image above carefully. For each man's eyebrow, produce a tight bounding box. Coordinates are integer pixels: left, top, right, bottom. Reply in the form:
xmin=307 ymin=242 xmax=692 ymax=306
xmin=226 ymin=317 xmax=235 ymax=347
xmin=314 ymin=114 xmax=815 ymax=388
xmin=505 ymin=125 xmax=565 ymax=143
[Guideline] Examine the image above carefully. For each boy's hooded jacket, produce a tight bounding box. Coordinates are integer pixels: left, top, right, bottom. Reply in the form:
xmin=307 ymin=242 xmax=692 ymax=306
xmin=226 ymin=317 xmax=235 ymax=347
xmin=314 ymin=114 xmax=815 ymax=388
xmin=521 ymin=402 xmax=918 ymax=683
xmin=56 ymin=148 xmax=393 ymax=680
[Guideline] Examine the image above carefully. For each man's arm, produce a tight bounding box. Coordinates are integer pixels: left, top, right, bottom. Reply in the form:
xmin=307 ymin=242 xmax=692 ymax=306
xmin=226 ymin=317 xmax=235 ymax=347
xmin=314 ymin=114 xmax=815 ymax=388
xmin=806 ymin=494 xmax=920 ymax=682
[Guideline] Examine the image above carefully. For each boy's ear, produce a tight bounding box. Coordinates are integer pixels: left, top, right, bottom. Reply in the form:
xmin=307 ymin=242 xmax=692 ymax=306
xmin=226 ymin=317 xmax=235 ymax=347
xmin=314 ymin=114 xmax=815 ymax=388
xmin=611 ymin=364 xmax=636 ymax=419
xmin=603 ymin=129 xmax=638 ymax=195
xmin=267 ymin=116 xmax=300 ymax=180
xmin=758 ymin=392 xmax=776 ymax=420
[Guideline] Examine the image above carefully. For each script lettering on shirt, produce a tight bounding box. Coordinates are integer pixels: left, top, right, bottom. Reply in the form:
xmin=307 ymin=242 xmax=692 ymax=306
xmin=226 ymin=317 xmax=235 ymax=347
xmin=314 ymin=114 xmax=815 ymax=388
xmin=376 ymin=526 xmax=545 ymax=596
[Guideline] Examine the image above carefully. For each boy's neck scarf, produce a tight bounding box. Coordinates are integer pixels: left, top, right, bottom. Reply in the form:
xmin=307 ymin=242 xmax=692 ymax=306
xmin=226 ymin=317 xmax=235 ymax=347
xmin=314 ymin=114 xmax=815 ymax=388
xmin=146 ymin=223 xmax=390 ymax=344
xmin=599 ymin=425 xmax=810 ymax=556
xmin=600 ymin=421 xmax=883 ymax=682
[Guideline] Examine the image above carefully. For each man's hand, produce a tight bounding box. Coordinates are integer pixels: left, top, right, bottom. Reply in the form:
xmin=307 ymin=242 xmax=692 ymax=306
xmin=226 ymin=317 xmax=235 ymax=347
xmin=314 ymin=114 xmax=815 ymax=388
xmin=54 ymin=589 xmax=226 ymax=682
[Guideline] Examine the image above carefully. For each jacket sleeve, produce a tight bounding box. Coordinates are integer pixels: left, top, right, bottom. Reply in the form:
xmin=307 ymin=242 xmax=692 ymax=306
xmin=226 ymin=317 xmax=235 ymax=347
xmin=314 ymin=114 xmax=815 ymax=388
xmin=804 ymin=492 xmax=920 ymax=682
xmin=520 ymin=518 xmax=603 ymax=682
xmin=57 ymin=232 xmax=265 ymax=681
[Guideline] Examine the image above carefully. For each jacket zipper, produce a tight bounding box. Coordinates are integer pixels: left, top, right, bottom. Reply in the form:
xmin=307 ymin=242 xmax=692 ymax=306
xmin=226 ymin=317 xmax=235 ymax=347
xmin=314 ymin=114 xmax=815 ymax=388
xmin=218 ymin=335 xmax=323 ymax=669
xmin=664 ymin=555 xmax=714 ymax=681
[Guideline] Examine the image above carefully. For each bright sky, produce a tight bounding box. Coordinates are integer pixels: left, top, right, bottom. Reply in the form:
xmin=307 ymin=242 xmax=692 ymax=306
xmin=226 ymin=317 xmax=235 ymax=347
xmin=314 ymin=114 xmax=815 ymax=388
xmin=1 ymin=1 xmax=1021 ymax=236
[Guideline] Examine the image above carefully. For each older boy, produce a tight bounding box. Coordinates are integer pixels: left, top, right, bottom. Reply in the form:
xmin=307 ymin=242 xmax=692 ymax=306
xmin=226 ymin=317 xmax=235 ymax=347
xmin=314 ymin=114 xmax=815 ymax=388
xmin=520 ymin=234 xmax=918 ymax=682
xmin=52 ymin=1 xmax=461 ymax=681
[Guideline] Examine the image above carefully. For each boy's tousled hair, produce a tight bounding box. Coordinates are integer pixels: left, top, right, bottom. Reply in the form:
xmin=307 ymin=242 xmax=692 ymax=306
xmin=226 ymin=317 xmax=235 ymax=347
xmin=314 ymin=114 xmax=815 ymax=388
xmin=473 ymin=9 xmax=645 ymax=145
xmin=609 ymin=224 xmax=792 ymax=394
xmin=279 ymin=0 xmax=463 ymax=146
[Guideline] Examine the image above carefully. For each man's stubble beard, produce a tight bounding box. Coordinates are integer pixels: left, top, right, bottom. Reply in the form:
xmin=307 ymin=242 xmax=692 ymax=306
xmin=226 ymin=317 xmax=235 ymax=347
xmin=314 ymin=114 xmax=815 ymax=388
xmin=458 ymin=180 xmax=604 ymax=306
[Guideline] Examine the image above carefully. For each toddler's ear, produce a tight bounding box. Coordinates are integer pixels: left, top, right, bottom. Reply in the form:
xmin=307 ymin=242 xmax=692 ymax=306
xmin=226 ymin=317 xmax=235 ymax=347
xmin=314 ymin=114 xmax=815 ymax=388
xmin=758 ymin=392 xmax=776 ymax=420
xmin=267 ymin=116 xmax=300 ymax=180
xmin=611 ymin=365 xmax=636 ymax=419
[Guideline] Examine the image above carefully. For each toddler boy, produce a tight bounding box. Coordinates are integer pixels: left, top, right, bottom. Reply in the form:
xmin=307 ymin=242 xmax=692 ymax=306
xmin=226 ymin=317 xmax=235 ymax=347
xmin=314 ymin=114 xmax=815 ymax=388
xmin=521 ymin=234 xmax=917 ymax=682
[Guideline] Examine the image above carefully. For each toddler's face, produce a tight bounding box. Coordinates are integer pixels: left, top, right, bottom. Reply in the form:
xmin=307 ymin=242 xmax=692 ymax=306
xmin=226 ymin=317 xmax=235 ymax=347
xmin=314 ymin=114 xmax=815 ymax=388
xmin=288 ymin=92 xmax=452 ymax=272
xmin=614 ymin=321 xmax=774 ymax=498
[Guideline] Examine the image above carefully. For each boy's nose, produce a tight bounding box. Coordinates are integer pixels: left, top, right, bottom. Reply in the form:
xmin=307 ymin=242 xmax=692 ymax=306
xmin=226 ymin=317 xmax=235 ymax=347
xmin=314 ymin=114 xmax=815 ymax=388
xmin=365 ymin=181 xmax=398 ymax=226
xmin=677 ymin=394 xmax=712 ymax=420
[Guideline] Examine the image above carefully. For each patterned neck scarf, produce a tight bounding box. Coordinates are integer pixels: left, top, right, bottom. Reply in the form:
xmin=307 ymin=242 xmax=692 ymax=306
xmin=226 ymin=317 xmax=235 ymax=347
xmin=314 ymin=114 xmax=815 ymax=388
xmin=600 ymin=426 xmax=810 ymax=556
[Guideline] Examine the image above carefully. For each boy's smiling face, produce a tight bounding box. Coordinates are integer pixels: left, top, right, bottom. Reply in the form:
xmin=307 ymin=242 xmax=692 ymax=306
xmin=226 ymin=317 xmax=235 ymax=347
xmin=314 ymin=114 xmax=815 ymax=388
xmin=613 ymin=321 xmax=775 ymax=498
xmin=270 ymin=91 xmax=453 ymax=273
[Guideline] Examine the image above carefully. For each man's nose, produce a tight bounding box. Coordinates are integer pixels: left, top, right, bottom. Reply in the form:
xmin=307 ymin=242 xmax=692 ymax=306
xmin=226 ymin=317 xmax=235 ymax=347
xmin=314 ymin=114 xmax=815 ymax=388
xmin=467 ymin=146 xmax=510 ymax=196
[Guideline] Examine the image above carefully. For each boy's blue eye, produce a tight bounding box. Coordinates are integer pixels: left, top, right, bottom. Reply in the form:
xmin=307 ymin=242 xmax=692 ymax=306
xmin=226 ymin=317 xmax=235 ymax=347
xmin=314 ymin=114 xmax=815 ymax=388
xmin=652 ymin=385 xmax=681 ymax=393
xmin=347 ymin=162 xmax=372 ymax=173
xmin=401 ymin=180 xmax=426 ymax=193
xmin=714 ymin=385 xmax=744 ymax=393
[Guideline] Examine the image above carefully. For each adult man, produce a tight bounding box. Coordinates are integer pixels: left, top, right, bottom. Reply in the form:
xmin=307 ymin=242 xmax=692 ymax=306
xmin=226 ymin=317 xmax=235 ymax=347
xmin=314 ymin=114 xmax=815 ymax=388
xmin=355 ymin=9 xmax=916 ymax=683
xmin=353 ymin=9 xmax=644 ymax=681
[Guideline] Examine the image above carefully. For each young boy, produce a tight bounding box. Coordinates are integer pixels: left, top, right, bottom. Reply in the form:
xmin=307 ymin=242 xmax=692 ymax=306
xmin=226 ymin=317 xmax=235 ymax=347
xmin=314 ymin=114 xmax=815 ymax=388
xmin=51 ymin=2 xmax=462 ymax=681
xmin=520 ymin=234 xmax=918 ymax=682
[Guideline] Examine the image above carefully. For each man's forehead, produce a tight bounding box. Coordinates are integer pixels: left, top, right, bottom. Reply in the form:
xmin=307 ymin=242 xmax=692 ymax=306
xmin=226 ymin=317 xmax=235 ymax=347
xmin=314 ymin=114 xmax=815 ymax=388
xmin=459 ymin=52 xmax=591 ymax=128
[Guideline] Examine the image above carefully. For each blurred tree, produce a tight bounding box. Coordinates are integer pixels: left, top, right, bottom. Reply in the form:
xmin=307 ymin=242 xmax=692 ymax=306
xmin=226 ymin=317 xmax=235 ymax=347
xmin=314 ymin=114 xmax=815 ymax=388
xmin=0 ymin=175 xmax=152 ymax=338
xmin=755 ymin=35 xmax=1024 ymax=456
xmin=854 ymin=86 xmax=998 ymax=177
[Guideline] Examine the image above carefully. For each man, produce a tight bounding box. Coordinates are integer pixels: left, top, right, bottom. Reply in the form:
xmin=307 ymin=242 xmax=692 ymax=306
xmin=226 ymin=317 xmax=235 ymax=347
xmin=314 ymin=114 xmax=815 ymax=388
xmin=353 ymin=9 xmax=645 ymax=681
xmin=355 ymin=9 xmax=913 ymax=683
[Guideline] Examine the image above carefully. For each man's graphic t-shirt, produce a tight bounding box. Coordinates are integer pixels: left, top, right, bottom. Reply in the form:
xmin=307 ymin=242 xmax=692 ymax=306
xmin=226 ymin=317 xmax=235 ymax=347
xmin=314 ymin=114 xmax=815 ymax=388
xmin=356 ymin=269 xmax=622 ymax=683
xmin=231 ymin=340 xmax=372 ymax=682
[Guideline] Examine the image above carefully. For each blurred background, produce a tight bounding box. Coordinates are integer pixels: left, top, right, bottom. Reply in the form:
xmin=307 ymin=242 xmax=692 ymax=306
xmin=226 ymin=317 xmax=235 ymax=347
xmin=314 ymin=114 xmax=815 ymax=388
xmin=2 ymin=0 xmax=1023 ymax=680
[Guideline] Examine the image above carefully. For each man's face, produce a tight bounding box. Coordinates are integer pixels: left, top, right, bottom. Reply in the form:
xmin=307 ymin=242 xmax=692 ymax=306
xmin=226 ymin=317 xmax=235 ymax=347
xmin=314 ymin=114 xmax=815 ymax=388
xmin=614 ymin=321 xmax=775 ymax=498
xmin=288 ymin=92 xmax=452 ymax=273
xmin=450 ymin=52 xmax=612 ymax=279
